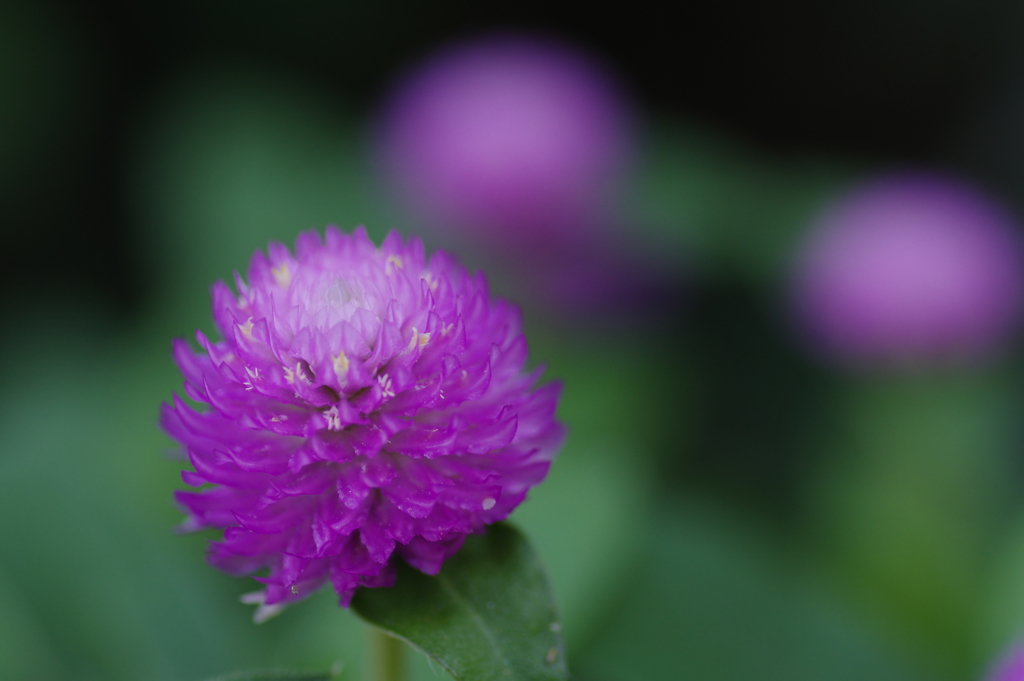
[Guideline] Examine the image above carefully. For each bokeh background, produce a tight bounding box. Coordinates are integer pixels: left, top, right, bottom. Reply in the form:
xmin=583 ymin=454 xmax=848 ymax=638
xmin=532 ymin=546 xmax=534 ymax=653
xmin=9 ymin=1 xmax=1024 ymax=680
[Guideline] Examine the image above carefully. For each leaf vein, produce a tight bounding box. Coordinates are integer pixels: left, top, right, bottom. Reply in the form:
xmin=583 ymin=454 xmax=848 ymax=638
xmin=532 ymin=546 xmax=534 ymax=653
xmin=435 ymin=572 xmax=515 ymax=679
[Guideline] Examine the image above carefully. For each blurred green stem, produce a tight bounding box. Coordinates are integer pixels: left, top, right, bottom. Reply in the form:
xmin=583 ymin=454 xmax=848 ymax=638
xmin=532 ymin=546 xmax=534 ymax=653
xmin=373 ymin=627 xmax=405 ymax=681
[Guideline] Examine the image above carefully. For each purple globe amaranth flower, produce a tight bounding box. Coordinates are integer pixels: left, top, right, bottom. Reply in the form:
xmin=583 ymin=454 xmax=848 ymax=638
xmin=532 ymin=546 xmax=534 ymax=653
xmin=790 ymin=173 xmax=1024 ymax=366
xmin=161 ymin=227 xmax=564 ymax=620
xmin=986 ymin=642 xmax=1024 ymax=681
xmin=377 ymin=34 xmax=633 ymax=250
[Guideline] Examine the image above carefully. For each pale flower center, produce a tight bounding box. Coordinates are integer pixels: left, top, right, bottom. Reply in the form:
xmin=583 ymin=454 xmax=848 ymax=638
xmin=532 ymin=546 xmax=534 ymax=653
xmin=291 ymin=271 xmax=386 ymax=331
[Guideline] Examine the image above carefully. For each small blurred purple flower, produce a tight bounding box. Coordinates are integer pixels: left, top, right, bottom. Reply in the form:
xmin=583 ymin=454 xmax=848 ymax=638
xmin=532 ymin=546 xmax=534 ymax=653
xmin=790 ymin=173 xmax=1024 ymax=366
xmin=162 ymin=227 xmax=564 ymax=620
xmin=986 ymin=642 xmax=1024 ymax=681
xmin=377 ymin=35 xmax=633 ymax=249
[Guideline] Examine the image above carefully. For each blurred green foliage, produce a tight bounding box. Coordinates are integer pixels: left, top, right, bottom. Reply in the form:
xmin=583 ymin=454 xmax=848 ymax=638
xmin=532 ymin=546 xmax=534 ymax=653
xmin=808 ymin=373 xmax=1024 ymax=676
xmin=628 ymin=123 xmax=858 ymax=283
xmin=575 ymin=499 xmax=935 ymax=681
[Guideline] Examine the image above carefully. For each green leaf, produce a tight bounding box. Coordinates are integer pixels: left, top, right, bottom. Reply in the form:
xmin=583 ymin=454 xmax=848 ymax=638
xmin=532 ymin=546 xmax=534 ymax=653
xmin=202 ymin=671 xmax=334 ymax=681
xmin=352 ymin=523 xmax=568 ymax=681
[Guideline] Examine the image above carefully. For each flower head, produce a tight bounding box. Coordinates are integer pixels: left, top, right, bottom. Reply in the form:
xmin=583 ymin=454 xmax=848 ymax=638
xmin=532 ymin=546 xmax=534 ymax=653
xmin=790 ymin=173 xmax=1024 ymax=366
xmin=162 ymin=227 xmax=564 ymax=619
xmin=377 ymin=35 xmax=633 ymax=249
xmin=987 ymin=642 xmax=1024 ymax=681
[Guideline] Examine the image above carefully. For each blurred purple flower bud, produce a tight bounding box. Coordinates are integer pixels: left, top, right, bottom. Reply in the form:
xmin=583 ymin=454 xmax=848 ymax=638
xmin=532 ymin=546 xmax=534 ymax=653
xmin=790 ymin=173 xmax=1024 ymax=366
xmin=986 ymin=643 xmax=1024 ymax=681
xmin=377 ymin=34 xmax=634 ymax=249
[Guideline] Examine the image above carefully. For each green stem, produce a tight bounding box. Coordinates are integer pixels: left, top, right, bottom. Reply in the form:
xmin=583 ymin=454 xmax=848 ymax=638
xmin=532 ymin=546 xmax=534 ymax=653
xmin=373 ymin=627 xmax=405 ymax=681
